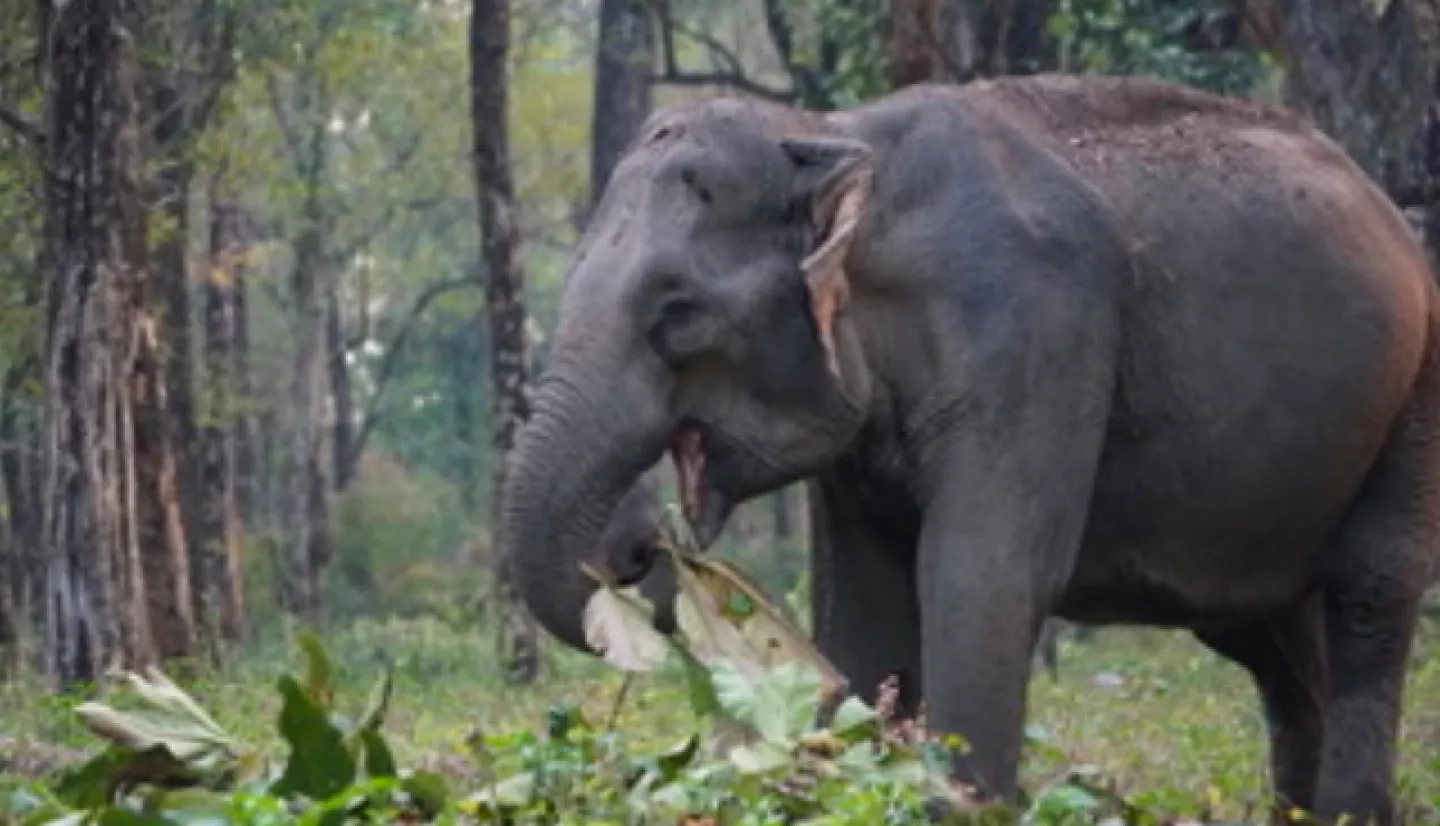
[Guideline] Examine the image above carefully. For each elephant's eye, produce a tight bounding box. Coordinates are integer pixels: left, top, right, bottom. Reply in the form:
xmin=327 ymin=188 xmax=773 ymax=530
xmin=647 ymin=294 xmax=714 ymax=368
xmin=681 ymin=167 xmax=713 ymax=205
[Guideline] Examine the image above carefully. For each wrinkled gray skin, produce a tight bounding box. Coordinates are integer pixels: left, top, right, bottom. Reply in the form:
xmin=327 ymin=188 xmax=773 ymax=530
xmin=503 ymin=74 xmax=1440 ymax=825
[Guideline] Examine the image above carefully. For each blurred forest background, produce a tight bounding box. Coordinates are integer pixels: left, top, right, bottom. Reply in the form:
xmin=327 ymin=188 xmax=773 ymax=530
xmin=0 ymin=0 xmax=1436 ymax=693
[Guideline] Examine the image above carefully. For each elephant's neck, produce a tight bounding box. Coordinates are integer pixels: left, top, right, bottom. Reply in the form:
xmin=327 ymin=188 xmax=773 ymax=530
xmin=838 ymin=284 xmax=956 ymax=507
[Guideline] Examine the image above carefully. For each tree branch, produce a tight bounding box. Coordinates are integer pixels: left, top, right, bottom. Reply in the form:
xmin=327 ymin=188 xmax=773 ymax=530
xmin=759 ymin=0 xmax=833 ymax=108
xmin=264 ymin=73 xmax=306 ymax=165
xmin=649 ymin=0 xmax=795 ymax=103
xmin=0 ymin=99 xmax=43 ymax=146
xmin=341 ymin=277 xmax=477 ymax=477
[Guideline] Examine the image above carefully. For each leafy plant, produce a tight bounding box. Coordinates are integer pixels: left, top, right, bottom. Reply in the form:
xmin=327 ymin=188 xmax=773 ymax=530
xmin=0 ymin=522 xmax=1241 ymax=825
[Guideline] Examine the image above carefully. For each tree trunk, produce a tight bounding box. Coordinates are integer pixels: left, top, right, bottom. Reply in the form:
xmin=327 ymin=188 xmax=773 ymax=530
xmin=1 ymin=358 xmax=42 ymax=654
xmin=1276 ymin=0 xmax=1438 ymax=195
xmin=200 ymin=182 xmax=247 ymax=644
xmin=327 ymin=288 xmax=358 ymax=491
xmin=1274 ymin=0 xmax=1440 ymax=263
xmin=448 ymin=324 xmax=483 ymax=518
xmin=0 ymin=506 xmax=14 ymax=677
xmin=472 ymin=0 xmax=540 ymax=685
xmin=888 ymin=0 xmax=941 ymax=88
xmin=231 ymin=232 xmax=256 ymax=525
xmin=149 ymin=146 xmax=202 ymax=627
xmin=283 ymin=196 xmax=329 ymax=620
xmin=272 ymin=74 xmax=336 ymax=620
xmin=979 ymin=0 xmax=1058 ymax=75
xmin=887 ymin=0 xmax=1057 ymax=88
xmin=128 ymin=247 xmax=197 ymax=664
xmin=124 ymin=10 xmax=196 ymax=667
xmin=590 ymin=0 xmax=653 ymax=208
xmin=41 ymin=0 xmax=169 ymax=684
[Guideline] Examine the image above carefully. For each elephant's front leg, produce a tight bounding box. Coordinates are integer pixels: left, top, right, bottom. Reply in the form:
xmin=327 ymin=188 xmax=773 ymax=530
xmin=808 ymin=477 xmax=923 ymax=716
xmin=916 ymin=335 xmax=1115 ymax=801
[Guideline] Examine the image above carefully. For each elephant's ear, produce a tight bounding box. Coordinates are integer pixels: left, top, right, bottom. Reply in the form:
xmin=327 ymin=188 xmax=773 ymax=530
xmin=781 ymin=136 xmax=875 ymax=381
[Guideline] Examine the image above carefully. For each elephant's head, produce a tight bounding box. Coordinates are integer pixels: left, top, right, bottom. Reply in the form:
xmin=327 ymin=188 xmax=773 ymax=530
xmin=503 ymin=98 xmax=876 ymax=650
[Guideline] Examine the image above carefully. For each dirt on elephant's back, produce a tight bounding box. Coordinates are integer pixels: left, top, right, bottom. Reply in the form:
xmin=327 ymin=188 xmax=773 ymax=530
xmin=973 ymin=73 xmax=1312 ymax=179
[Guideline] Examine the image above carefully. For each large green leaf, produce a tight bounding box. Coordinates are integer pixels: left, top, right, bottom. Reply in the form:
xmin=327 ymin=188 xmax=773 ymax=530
xmin=661 ymin=509 xmax=846 ymax=702
xmin=676 ymin=646 xmax=721 ymax=721
xmin=727 ymin=740 xmax=792 ymax=776
xmin=459 ymin=771 xmax=534 ymax=817
xmin=401 ymin=770 xmax=449 ymax=818
xmin=359 ymin=729 xmax=397 ymax=780
xmin=270 ymin=675 xmax=356 ymax=800
xmin=94 ymin=810 xmax=170 ymax=826
xmin=71 ymin=669 xmax=240 ymax=788
xmin=50 ymin=751 xmax=129 ymax=809
xmin=829 ymin=696 xmax=881 ymax=741
xmin=295 ymin=632 xmax=336 ymax=711
xmin=712 ymin=661 xmax=825 ymax=747
xmin=75 ymin=705 xmax=233 ymax=773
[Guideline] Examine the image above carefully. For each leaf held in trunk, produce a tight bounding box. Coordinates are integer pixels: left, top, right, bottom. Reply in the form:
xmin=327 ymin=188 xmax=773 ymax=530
xmin=581 ymin=563 xmax=670 ymax=672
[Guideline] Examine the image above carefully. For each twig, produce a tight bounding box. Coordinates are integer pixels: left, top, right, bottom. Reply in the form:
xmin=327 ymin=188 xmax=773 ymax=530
xmin=606 ymin=673 xmax=634 ymax=732
xmin=648 ymin=0 xmax=795 ymax=103
xmin=760 ymin=0 xmax=831 ymax=107
xmin=341 ymin=276 xmax=477 ymax=475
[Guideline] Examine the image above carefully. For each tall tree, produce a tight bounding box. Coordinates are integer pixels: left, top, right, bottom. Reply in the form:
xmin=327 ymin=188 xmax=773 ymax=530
xmin=589 ymin=0 xmax=653 ymax=207
xmin=198 ymin=172 xmax=249 ymax=644
xmin=889 ymin=0 xmax=1058 ymax=88
xmin=473 ymin=0 xmax=541 ymax=685
xmin=265 ymin=54 xmax=337 ymax=621
xmin=40 ymin=0 xmax=196 ymax=684
xmin=138 ymin=0 xmax=236 ymax=637
xmin=0 ymin=1 xmax=46 ymax=672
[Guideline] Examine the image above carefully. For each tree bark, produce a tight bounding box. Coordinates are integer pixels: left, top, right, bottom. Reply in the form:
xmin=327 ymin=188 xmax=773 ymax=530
xmin=1 ymin=358 xmax=42 ymax=652
xmin=123 ymin=5 xmax=197 ymax=667
xmin=231 ymin=231 xmax=256 ymax=525
xmin=272 ymin=67 xmax=335 ymax=621
xmin=888 ymin=0 xmax=941 ymax=88
xmin=1275 ymin=0 xmax=1440 ymax=260
xmin=326 ymin=288 xmax=358 ymax=491
xmin=283 ymin=177 xmax=329 ymax=620
xmin=472 ymin=0 xmax=540 ymax=685
xmin=590 ymin=0 xmax=653 ymax=208
xmin=40 ymin=0 xmax=197 ymax=684
xmin=448 ymin=324 xmax=483 ymax=518
xmin=887 ymin=0 xmax=1057 ymax=88
xmin=200 ymin=182 xmax=247 ymax=644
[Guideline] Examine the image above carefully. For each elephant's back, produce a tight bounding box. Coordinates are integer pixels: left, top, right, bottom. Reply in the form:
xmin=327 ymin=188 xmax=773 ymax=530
xmin=961 ymin=75 xmax=1438 ymax=621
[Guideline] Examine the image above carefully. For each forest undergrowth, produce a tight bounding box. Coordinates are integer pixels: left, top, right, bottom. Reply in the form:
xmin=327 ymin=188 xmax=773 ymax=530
xmin=2 ymin=611 xmax=1438 ymax=824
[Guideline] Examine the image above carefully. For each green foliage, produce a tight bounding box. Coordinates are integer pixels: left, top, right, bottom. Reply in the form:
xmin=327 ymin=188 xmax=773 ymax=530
xmin=3 ymin=581 xmax=1238 ymax=825
xmin=329 ymin=453 xmax=477 ymax=624
xmin=5 ymin=621 xmax=1440 ymax=824
xmin=813 ymin=0 xmax=891 ymax=109
xmin=1047 ymin=0 xmax=1275 ymax=96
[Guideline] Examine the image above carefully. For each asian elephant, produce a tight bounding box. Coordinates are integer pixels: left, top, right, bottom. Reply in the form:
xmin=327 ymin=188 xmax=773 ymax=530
xmin=501 ymin=74 xmax=1440 ymax=825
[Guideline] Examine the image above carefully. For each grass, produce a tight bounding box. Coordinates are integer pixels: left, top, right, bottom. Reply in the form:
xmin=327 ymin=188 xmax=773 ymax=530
xmin=3 ymin=615 xmax=1438 ymax=823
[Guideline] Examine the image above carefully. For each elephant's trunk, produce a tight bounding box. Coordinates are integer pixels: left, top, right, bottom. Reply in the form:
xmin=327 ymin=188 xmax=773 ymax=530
xmin=501 ymin=348 xmax=670 ymax=651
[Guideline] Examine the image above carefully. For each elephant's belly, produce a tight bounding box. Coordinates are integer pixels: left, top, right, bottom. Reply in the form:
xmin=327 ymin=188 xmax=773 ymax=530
xmin=1057 ymin=398 xmax=1403 ymax=627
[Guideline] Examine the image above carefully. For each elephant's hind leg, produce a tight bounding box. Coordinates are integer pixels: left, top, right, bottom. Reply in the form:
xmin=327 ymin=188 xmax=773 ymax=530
xmin=1314 ymin=367 xmax=1440 ymax=825
xmin=1193 ymin=594 xmax=1327 ymax=817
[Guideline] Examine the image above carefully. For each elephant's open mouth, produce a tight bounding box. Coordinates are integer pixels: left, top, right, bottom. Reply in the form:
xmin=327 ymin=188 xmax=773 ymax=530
xmin=668 ymin=422 xmax=733 ymax=548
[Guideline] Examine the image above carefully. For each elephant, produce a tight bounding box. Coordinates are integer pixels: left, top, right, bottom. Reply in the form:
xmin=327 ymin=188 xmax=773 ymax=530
xmin=501 ymin=73 xmax=1440 ymax=825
